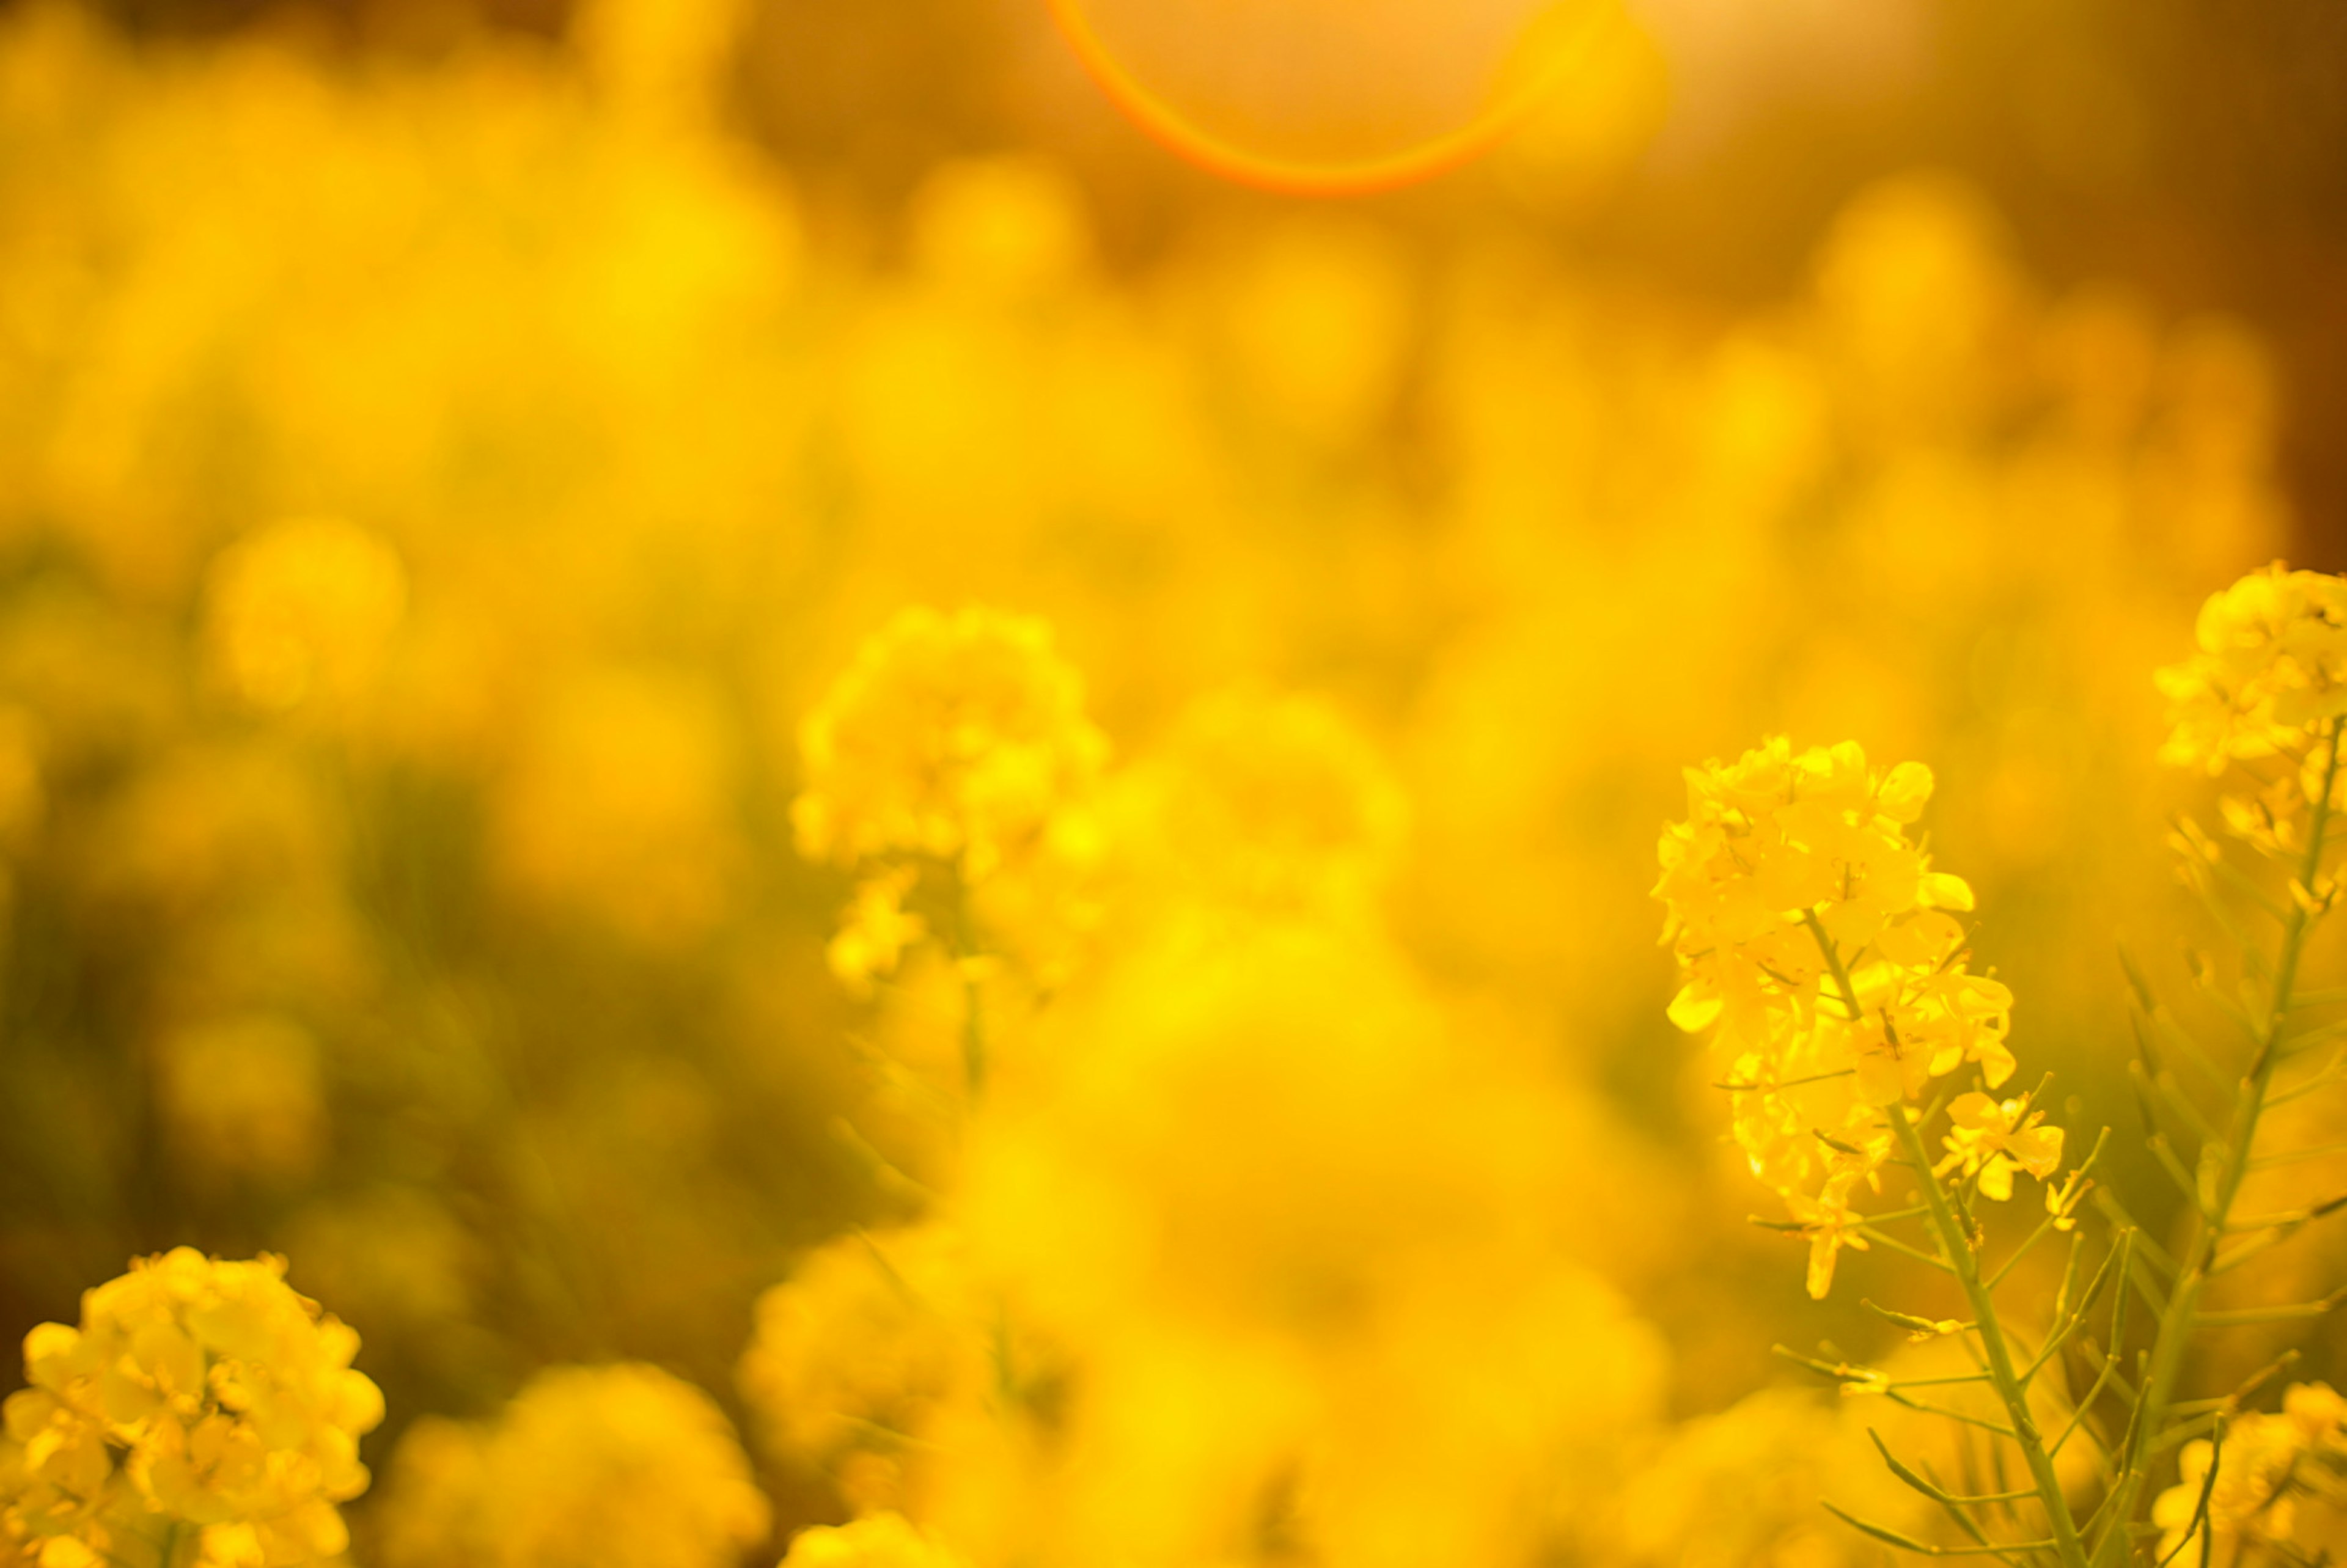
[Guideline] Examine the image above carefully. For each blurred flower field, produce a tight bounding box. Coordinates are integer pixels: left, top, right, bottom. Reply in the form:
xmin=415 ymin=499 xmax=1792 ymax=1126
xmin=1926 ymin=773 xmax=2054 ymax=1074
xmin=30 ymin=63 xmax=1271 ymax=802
xmin=0 ymin=1 xmax=2341 ymax=1566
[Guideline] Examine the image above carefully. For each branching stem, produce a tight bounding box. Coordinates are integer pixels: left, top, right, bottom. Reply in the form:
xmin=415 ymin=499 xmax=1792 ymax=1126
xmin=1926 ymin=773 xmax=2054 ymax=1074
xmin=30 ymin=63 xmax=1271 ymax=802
xmin=1802 ymin=910 xmax=2092 ymax=1568
xmin=2095 ymin=715 xmax=2347 ymax=1566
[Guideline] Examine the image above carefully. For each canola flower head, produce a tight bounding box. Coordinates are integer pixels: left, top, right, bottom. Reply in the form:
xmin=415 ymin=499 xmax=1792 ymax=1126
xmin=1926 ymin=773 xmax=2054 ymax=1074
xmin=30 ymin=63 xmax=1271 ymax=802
xmin=793 ymin=606 xmax=1107 ymax=884
xmin=376 ymin=1362 xmax=769 ymax=1568
xmin=795 ymin=607 xmax=1109 ymax=986
xmin=1655 ymin=738 xmax=2045 ymax=1297
xmin=2151 ymin=1382 xmax=2347 ymax=1566
xmin=2159 ymin=562 xmax=2347 ymax=777
xmin=0 ymin=1248 xmax=383 ymax=1568
xmin=736 ymin=1224 xmax=983 ymax=1517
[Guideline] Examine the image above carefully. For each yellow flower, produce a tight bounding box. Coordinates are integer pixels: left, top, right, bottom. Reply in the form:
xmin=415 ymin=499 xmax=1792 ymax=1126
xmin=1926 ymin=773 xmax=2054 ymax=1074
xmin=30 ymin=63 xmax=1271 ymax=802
xmin=376 ymin=1363 xmax=769 ymax=1568
xmin=1656 ymin=737 xmax=2024 ymax=1294
xmin=0 ymin=1250 xmax=383 ymax=1568
xmin=795 ymin=607 xmax=1107 ymax=980
xmin=2151 ymin=1394 xmax=2343 ymax=1568
xmin=200 ymin=518 xmax=406 ymax=716
xmin=736 ymin=1225 xmax=985 ymax=1518
xmin=1785 ymin=1176 xmax=1872 ymax=1300
xmin=1936 ymin=1093 xmax=2063 ymax=1201
xmin=795 ymin=607 xmax=1106 ymax=884
xmin=2159 ymin=563 xmax=2347 ymax=777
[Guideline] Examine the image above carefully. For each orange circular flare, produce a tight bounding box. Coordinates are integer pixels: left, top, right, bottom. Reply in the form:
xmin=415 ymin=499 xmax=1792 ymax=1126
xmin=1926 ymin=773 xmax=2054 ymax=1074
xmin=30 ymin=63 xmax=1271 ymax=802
xmin=1046 ymin=0 xmax=1606 ymax=197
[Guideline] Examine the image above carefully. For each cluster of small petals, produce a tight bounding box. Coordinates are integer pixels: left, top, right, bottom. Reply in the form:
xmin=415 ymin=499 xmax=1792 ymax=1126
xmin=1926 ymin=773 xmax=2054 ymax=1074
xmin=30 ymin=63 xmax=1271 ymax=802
xmin=2153 ymin=1384 xmax=2347 ymax=1566
xmin=1656 ymin=738 xmax=2039 ymax=1298
xmin=794 ymin=607 xmax=1108 ymax=984
xmin=2158 ymin=565 xmax=2347 ymax=779
xmin=1783 ymin=1176 xmax=1872 ymax=1303
xmin=0 ymin=1250 xmax=383 ymax=1568
xmin=793 ymin=607 xmax=1107 ymax=886
xmin=1936 ymin=1094 xmax=2063 ymax=1202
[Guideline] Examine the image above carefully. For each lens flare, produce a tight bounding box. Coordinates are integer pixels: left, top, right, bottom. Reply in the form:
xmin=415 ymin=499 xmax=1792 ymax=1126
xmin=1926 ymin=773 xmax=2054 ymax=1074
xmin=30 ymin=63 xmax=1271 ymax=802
xmin=1046 ymin=0 xmax=1613 ymax=196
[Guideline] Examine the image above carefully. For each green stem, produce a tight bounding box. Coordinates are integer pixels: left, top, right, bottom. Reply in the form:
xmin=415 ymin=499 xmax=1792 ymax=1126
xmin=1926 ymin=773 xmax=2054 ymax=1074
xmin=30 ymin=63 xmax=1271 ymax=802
xmin=1803 ymin=911 xmax=2092 ymax=1568
xmin=2096 ymin=714 xmax=2346 ymax=1565
xmin=963 ymin=969 xmax=988 ymax=1099
xmin=952 ymin=876 xmax=987 ymax=1099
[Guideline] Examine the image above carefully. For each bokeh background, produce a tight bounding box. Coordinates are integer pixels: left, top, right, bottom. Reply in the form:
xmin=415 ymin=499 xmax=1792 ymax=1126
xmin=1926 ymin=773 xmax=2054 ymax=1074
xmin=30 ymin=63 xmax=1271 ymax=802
xmin=1 ymin=0 xmax=2344 ymax=1563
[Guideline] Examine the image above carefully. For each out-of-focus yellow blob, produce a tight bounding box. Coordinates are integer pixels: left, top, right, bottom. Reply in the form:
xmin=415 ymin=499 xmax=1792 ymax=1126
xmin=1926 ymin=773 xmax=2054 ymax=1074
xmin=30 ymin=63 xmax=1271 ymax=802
xmin=493 ymin=666 xmax=742 ymax=943
xmin=738 ymin=1223 xmax=988 ymax=1519
xmin=1219 ymin=216 xmax=1413 ymax=450
xmin=1812 ymin=172 xmax=2024 ymax=444
xmin=780 ymin=1514 xmax=969 ymax=1568
xmin=1047 ymin=0 xmax=1620 ymax=194
xmin=908 ymin=159 xmax=1092 ymax=302
xmin=377 ymin=1363 xmax=770 ymax=1568
xmin=573 ymin=0 xmax=750 ymax=121
xmin=152 ymin=1014 xmax=327 ymax=1186
xmin=1110 ymin=685 xmax=1406 ymax=924
xmin=201 ymin=518 xmax=407 ymax=717
xmin=958 ymin=921 xmax=1667 ymax=1568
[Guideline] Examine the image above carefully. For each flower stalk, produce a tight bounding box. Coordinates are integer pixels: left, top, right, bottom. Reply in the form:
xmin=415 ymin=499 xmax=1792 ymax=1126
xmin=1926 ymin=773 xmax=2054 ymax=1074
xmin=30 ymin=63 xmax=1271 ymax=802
xmin=1805 ymin=909 xmax=2095 ymax=1568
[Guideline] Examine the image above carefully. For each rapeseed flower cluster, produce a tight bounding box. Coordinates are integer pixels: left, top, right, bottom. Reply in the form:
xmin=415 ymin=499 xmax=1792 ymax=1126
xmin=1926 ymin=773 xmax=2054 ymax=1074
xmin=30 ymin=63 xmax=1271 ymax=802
xmin=0 ymin=5 xmax=2332 ymax=1568
xmin=0 ymin=1251 xmax=381 ymax=1568
xmin=1656 ymin=738 xmax=2052 ymax=1295
xmin=2152 ymin=1384 xmax=2347 ymax=1567
xmin=737 ymin=1224 xmax=984 ymax=1518
xmin=2161 ymin=565 xmax=2347 ymax=867
xmin=744 ymin=614 xmax=1666 ymax=1568
xmin=795 ymin=607 xmax=1108 ymax=989
xmin=375 ymin=1363 xmax=769 ymax=1568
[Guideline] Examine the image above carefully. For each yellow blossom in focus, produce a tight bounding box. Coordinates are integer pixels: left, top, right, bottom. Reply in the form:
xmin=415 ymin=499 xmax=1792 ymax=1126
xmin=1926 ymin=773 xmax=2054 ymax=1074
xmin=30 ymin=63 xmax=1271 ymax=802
xmin=1936 ymin=1091 xmax=2063 ymax=1201
xmin=200 ymin=519 xmax=406 ymax=716
xmin=1784 ymin=1174 xmax=1872 ymax=1302
xmin=1655 ymin=738 xmax=2025 ymax=1296
xmin=0 ymin=1250 xmax=383 ymax=1568
xmin=2160 ymin=563 xmax=2347 ymax=777
xmin=376 ymin=1363 xmax=769 ymax=1568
